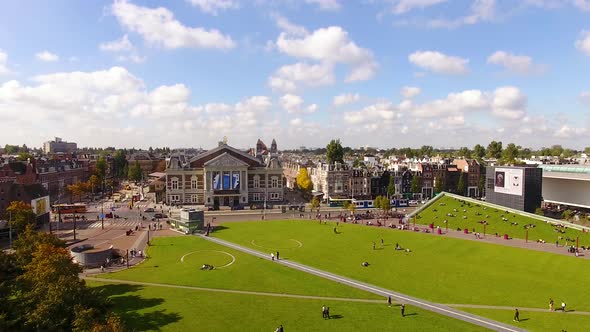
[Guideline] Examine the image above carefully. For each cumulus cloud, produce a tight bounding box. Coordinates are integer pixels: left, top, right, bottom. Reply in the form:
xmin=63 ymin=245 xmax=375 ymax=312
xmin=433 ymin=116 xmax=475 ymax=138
xmin=112 ymin=0 xmax=235 ymax=49
xmin=268 ymin=62 xmax=334 ymax=92
xmin=333 ymin=93 xmax=360 ymax=106
xmin=305 ymin=0 xmax=341 ymax=11
xmin=0 ymin=50 xmax=11 ymax=75
xmin=487 ymin=51 xmax=543 ymax=74
xmin=408 ymin=50 xmax=469 ymax=75
xmin=280 ymin=93 xmax=318 ymax=114
xmin=401 ymin=86 xmax=421 ymax=99
xmin=575 ymin=30 xmax=590 ymax=55
xmin=573 ymin=0 xmax=590 ymax=11
xmin=272 ymin=13 xmax=308 ymax=36
xmin=344 ymin=102 xmax=398 ymax=125
xmin=491 ymin=86 xmax=527 ymax=119
xmin=116 ymin=54 xmax=147 ymax=64
xmin=186 ymin=0 xmax=239 ymax=15
xmin=276 ymin=26 xmax=377 ymax=82
xmin=391 ymin=0 xmax=447 ymax=14
xmin=554 ymin=125 xmax=587 ymax=138
xmin=36 ymin=50 xmax=59 ymax=62
xmin=100 ymin=35 xmax=134 ymax=52
xmin=427 ymin=0 xmax=496 ymax=29
xmin=580 ymin=91 xmax=590 ymax=105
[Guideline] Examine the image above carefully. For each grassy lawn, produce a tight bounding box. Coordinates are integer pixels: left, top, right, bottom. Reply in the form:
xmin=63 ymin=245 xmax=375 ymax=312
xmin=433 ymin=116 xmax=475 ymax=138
xmin=88 ymin=281 xmax=487 ymax=332
xmin=416 ymin=195 xmax=590 ymax=245
xmin=100 ymin=236 xmax=380 ymax=299
xmin=459 ymin=307 xmax=590 ymax=332
xmin=213 ymin=220 xmax=590 ymax=312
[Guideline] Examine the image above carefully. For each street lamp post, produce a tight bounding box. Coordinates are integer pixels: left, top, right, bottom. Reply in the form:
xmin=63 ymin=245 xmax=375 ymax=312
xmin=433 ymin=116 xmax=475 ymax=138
xmin=101 ymin=202 xmax=104 ymax=230
xmin=73 ymin=210 xmax=77 ymax=241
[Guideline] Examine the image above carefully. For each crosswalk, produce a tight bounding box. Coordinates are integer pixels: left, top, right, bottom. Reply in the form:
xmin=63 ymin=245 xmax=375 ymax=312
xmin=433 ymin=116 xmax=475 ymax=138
xmin=86 ymin=220 xmax=143 ymax=228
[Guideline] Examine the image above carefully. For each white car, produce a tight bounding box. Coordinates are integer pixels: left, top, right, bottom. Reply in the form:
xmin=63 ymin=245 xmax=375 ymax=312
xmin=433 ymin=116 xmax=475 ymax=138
xmin=408 ymin=200 xmax=419 ymax=206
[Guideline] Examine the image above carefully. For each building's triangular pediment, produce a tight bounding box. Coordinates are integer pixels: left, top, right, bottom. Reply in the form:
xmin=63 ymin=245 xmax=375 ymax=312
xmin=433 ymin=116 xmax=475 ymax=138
xmin=204 ymin=152 xmax=250 ymax=167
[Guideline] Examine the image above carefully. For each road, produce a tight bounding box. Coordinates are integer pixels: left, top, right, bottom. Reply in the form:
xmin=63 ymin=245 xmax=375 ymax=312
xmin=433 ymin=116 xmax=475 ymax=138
xmin=200 ymin=234 xmax=526 ymax=332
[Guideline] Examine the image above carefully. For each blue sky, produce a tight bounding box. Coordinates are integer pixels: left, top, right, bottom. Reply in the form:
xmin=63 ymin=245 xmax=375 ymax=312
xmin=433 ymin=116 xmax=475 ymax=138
xmin=0 ymin=0 xmax=589 ymax=150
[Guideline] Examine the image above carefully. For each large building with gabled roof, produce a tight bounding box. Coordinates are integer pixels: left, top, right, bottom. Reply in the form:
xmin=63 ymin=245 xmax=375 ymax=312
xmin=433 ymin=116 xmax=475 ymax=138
xmin=165 ymin=139 xmax=283 ymax=207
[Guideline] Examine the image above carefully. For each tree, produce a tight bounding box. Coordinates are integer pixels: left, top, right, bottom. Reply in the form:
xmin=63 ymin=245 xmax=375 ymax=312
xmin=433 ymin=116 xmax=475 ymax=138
xmin=310 ymin=197 xmax=320 ymax=209
xmin=378 ymin=196 xmax=390 ymax=214
xmin=486 ymin=141 xmax=503 ymax=159
xmin=128 ymin=161 xmax=143 ymax=183
xmin=16 ymin=152 xmax=33 ymax=161
xmin=501 ymin=143 xmax=519 ymax=164
xmin=88 ymin=175 xmax=100 ymax=194
xmin=67 ymin=183 xmax=85 ymax=202
xmin=434 ymin=176 xmax=443 ymax=194
xmin=95 ymin=157 xmax=108 ymax=193
xmin=551 ymin=145 xmax=564 ymax=157
xmin=478 ymin=175 xmax=485 ymax=198
xmin=296 ymin=168 xmax=313 ymax=192
xmin=457 ymin=173 xmax=466 ymax=196
xmin=387 ymin=175 xmax=396 ymax=198
xmin=112 ymin=150 xmax=128 ymax=179
xmin=347 ymin=202 xmax=356 ymax=215
xmin=563 ymin=209 xmax=573 ymax=221
xmin=410 ymin=175 xmax=420 ymax=194
xmin=457 ymin=147 xmax=471 ymax=158
xmin=585 ymin=147 xmax=590 ymax=155
xmin=418 ymin=145 xmax=434 ymax=157
xmin=326 ymin=139 xmax=344 ymax=164
xmin=374 ymin=196 xmax=383 ymax=210
xmin=473 ymin=144 xmax=486 ymax=160
xmin=5 ymin=201 xmax=36 ymax=234
xmin=12 ymin=225 xmax=66 ymax=268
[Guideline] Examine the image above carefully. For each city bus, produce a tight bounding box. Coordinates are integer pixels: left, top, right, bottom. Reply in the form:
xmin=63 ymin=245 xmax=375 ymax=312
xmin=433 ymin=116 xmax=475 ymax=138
xmin=52 ymin=203 xmax=87 ymax=214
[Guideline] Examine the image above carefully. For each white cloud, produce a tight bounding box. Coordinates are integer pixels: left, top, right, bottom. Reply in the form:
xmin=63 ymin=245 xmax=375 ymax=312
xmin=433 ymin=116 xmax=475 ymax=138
xmin=333 ymin=93 xmax=360 ymax=106
xmin=344 ymin=102 xmax=398 ymax=125
xmin=117 ymin=54 xmax=147 ymax=64
xmin=554 ymin=125 xmax=587 ymax=138
xmin=186 ymin=0 xmax=239 ymax=15
xmin=408 ymin=50 xmax=469 ymax=75
xmin=100 ymin=35 xmax=134 ymax=52
xmin=427 ymin=0 xmax=496 ymax=28
xmin=573 ymin=0 xmax=590 ymax=11
xmin=491 ymin=86 xmax=527 ymax=119
xmin=305 ymin=0 xmax=341 ymax=11
xmin=575 ymin=30 xmax=590 ymax=55
xmin=580 ymin=91 xmax=590 ymax=105
xmin=280 ymin=93 xmax=318 ymax=114
xmin=290 ymin=117 xmax=303 ymax=126
xmin=36 ymin=50 xmax=59 ymax=62
xmin=392 ymin=0 xmax=447 ymax=14
xmin=0 ymin=50 xmax=11 ymax=75
xmin=276 ymin=26 xmax=377 ymax=81
xmin=268 ymin=62 xmax=334 ymax=92
xmin=280 ymin=93 xmax=304 ymax=113
xmin=487 ymin=51 xmax=542 ymax=74
xmin=401 ymin=86 xmax=421 ymax=99
xmin=272 ymin=13 xmax=308 ymax=36
xmin=112 ymin=0 xmax=235 ymax=50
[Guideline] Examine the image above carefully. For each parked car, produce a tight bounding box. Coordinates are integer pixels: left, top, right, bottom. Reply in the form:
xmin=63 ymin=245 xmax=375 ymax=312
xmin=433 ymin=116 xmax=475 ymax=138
xmin=208 ymin=206 xmax=220 ymax=211
xmin=408 ymin=200 xmax=419 ymax=206
xmin=144 ymin=208 xmax=155 ymax=213
xmin=154 ymin=213 xmax=164 ymax=219
xmin=231 ymin=205 xmax=245 ymax=211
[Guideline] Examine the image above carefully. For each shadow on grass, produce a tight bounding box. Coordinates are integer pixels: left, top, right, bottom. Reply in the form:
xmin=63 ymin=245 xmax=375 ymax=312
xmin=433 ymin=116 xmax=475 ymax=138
xmin=404 ymin=313 xmax=418 ymax=317
xmin=210 ymin=225 xmax=230 ymax=233
xmin=94 ymin=283 xmax=181 ymax=331
xmin=329 ymin=314 xmax=344 ymax=319
xmin=519 ymin=318 xmax=530 ymax=322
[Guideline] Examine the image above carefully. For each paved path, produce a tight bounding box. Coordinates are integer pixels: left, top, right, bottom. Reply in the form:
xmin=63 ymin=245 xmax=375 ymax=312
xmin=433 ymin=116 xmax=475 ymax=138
xmin=200 ymin=235 xmax=525 ymax=332
xmin=445 ymin=304 xmax=590 ymax=316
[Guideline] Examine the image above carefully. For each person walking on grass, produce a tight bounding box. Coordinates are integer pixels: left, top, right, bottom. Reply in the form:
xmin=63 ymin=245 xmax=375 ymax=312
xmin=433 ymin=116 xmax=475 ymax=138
xmin=373 ymin=242 xmax=376 ymax=250
xmin=550 ymin=298 xmax=554 ymax=311
xmin=271 ymin=253 xmax=275 ymax=261
xmin=514 ymin=309 xmax=520 ymax=322
xmin=322 ymin=305 xmax=327 ymax=319
xmin=388 ymin=296 xmax=392 ymax=307
xmin=562 ymin=302 xmax=566 ymax=312
xmin=276 ymin=251 xmax=280 ymax=260
xmin=401 ymin=304 xmax=405 ymax=317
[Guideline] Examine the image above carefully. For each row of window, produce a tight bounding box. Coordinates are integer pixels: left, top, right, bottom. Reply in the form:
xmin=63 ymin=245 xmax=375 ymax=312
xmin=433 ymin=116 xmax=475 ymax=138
xmin=169 ymin=194 xmax=281 ymax=203
xmin=170 ymin=175 xmax=282 ymax=190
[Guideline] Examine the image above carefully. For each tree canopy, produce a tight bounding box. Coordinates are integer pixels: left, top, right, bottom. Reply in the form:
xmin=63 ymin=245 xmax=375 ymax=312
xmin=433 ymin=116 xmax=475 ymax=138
xmin=326 ymin=139 xmax=344 ymax=164
xmin=5 ymin=201 xmax=37 ymax=234
xmin=296 ymin=167 xmax=313 ymax=192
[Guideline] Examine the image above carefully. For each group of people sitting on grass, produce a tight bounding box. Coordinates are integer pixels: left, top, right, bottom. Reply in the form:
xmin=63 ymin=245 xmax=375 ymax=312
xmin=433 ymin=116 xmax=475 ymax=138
xmin=200 ymin=264 xmax=214 ymax=270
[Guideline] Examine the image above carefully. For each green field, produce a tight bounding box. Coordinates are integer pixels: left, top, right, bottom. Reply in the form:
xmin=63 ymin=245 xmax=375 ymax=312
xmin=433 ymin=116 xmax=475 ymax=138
xmin=460 ymin=308 xmax=590 ymax=332
xmin=94 ymin=236 xmax=488 ymax=331
xmin=100 ymin=236 xmax=379 ymax=299
xmin=415 ymin=195 xmax=590 ymax=245
xmin=213 ymin=219 xmax=590 ymax=331
xmin=88 ymin=281 xmax=487 ymax=332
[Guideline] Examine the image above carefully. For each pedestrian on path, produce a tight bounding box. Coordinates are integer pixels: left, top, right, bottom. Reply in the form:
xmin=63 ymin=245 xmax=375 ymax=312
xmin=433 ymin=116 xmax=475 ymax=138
xmin=322 ymin=305 xmax=326 ymax=319
xmin=387 ymin=296 xmax=392 ymax=307
xmin=271 ymin=253 xmax=275 ymax=261
xmin=561 ymin=302 xmax=566 ymax=311
xmin=401 ymin=304 xmax=405 ymax=317
xmin=276 ymin=251 xmax=280 ymax=260
xmin=550 ymin=298 xmax=554 ymax=311
xmin=513 ymin=309 xmax=519 ymax=322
